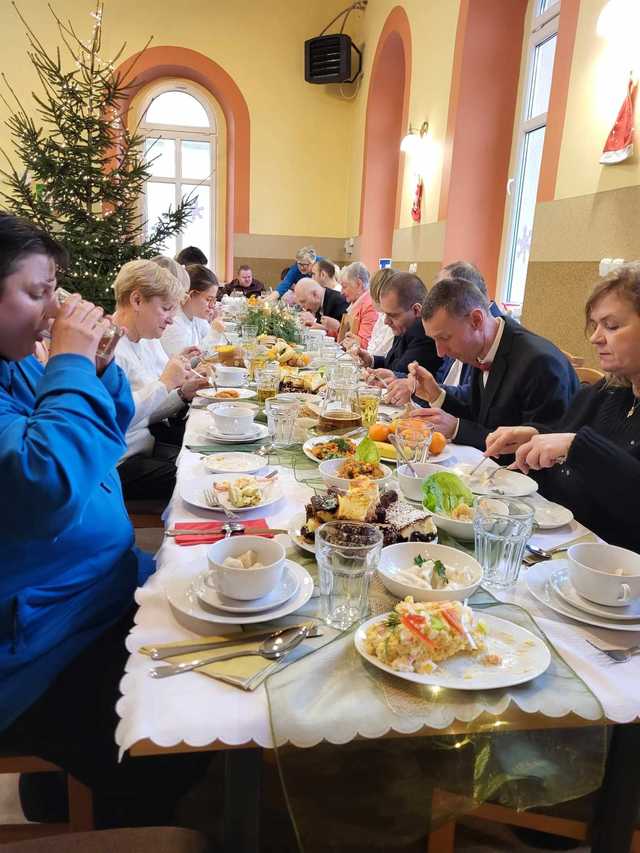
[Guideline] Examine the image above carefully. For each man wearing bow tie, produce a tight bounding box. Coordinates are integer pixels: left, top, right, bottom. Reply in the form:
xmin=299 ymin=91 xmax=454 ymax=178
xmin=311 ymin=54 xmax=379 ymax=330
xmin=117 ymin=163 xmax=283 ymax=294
xmin=408 ymin=277 xmax=580 ymax=450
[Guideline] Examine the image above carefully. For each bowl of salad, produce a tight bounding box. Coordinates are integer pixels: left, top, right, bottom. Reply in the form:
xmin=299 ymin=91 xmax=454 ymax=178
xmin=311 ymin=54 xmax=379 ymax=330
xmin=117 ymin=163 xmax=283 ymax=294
xmin=421 ymin=471 xmax=508 ymax=541
xmin=378 ymin=542 xmax=482 ymax=602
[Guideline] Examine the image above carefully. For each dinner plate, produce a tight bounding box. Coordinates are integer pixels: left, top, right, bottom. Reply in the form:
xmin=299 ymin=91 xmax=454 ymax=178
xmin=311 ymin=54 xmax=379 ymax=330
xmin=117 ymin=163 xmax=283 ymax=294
xmin=453 ymin=464 xmax=538 ymax=497
xmin=204 ymin=423 xmax=270 ymax=444
xmin=302 ymin=435 xmax=359 ymax=463
xmin=196 ymin=387 xmax=256 ymax=401
xmin=354 ymin=612 xmax=551 ymax=690
xmin=179 ymin=473 xmax=283 ymax=513
xmin=526 ymin=560 xmax=640 ymax=632
xmin=288 ymin=510 xmax=316 ymax=554
xmin=165 ymin=559 xmax=314 ymax=628
xmin=202 ymin=452 xmax=267 ymax=475
xmin=532 ymin=501 xmax=574 ymax=530
xmin=192 ymin=563 xmax=300 ymax=613
xmin=550 ymin=566 xmax=640 ymax=622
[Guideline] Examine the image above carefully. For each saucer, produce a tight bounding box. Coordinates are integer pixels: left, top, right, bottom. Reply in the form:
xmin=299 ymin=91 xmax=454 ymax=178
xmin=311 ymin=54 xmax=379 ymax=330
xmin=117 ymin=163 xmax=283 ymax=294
xmin=205 ymin=423 xmax=270 ymax=443
xmin=550 ymin=566 xmax=640 ymax=621
xmin=192 ymin=563 xmax=300 ymax=613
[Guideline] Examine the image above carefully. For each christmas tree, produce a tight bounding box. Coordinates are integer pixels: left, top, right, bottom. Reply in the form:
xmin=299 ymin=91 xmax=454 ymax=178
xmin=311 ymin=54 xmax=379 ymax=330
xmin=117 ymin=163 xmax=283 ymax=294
xmin=0 ymin=2 xmax=196 ymax=309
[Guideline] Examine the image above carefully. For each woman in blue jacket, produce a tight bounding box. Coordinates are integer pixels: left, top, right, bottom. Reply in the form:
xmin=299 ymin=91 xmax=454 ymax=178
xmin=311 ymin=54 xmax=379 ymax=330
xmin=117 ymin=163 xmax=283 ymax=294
xmin=0 ymin=214 xmax=207 ymax=826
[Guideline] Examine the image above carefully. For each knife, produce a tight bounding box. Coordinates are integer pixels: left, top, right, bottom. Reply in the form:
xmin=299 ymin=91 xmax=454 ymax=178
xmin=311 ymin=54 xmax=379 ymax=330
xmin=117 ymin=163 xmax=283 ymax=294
xmin=147 ymin=623 xmax=321 ymax=660
xmin=165 ymin=527 xmax=288 ymax=536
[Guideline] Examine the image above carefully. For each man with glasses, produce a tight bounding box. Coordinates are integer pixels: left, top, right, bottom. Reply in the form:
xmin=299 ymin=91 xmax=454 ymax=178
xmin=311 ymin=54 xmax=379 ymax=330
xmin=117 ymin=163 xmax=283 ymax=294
xmin=276 ymin=246 xmax=323 ymax=297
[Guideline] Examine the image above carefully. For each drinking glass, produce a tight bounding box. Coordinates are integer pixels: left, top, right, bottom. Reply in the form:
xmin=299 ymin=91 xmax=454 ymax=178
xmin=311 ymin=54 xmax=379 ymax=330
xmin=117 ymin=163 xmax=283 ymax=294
xmin=241 ymin=324 xmax=258 ymax=342
xmin=52 ymin=288 xmax=124 ymax=359
xmin=255 ymin=363 xmax=280 ymax=404
xmin=318 ymin=379 xmax=362 ymax=433
xmin=316 ymin=522 xmax=383 ymax=629
xmin=265 ymin=398 xmax=300 ymax=447
xmin=474 ymin=499 xmax=534 ymax=589
xmin=357 ymin=385 xmax=382 ymax=427
xmin=395 ymin=419 xmax=434 ymax=463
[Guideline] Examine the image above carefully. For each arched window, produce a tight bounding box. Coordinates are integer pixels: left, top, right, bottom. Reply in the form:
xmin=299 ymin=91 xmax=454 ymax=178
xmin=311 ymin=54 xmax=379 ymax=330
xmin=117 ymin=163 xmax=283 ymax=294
xmin=139 ymin=83 xmax=217 ymax=263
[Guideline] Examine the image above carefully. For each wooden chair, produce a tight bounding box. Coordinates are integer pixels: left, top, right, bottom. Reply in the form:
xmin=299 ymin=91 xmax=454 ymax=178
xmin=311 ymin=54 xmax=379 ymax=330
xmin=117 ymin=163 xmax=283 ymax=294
xmin=125 ymin=499 xmax=166 ymax=530
xmin=560 ymin=349 xmax=585 ymax=369
xmin=0 ymin=753 xmax=93 ymax=843
xmin=576 ymin=366 xmax=605 ymax=385
xmin=0 ymin=826 xmax=211 ymax=852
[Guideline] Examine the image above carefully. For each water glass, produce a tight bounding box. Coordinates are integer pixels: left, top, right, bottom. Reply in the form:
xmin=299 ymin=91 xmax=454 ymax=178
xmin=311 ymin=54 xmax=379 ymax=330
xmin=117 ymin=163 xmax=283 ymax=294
xmin=357 ymin=384 xmax=382 ymax=427
xmin=241 ymin=324 xmax=258 ymax=342
xmin=53 ymin=288 xmax=124 ymax=359
xmin=316 ymin=522 xmax=383 ymax=629
xmin=395 ymin=419 xmax=434 ymax=462
xmin=255 ymin=363 xmax=280 ymax=404
xmin=265 ymin=398 xmax=300 ymax=447
xmin=474 ymin=499 xmax=534 ymax=589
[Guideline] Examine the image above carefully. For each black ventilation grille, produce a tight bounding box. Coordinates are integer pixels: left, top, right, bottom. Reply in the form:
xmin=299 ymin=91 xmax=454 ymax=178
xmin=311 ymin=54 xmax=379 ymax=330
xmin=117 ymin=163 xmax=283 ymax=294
xmin=305 ymin=34 xmax=353 ymax=84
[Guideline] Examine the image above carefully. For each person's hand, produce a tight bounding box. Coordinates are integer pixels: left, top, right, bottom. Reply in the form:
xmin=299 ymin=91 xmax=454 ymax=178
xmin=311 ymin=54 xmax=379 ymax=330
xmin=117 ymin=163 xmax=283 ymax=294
xmin=160 ymin=356 xmax=189 ymax=391
xmin=180 ymin=374 xmax=210 ymax=401
xmin=341 ymin=332 xmax=360 ymax=351
xmin=513 ymin=433 xmax=576 ymax=474
xmin=403 ymin=407 xmax=459 ymax=439
xmin=485 ymin=426 xmax=539 ymax=458
xmin=320 ymin=316 xmax=340 ymax=336
xmin=179 ymin=346 xmax=201 ymax=362
xmin=49 ymin=294 xmax=110 ymax=366
xmin=211 ymin=318 xmax=226 ymax=333
xmin=384 ymin=377 xmax=413 ymax=406
xmin=408 ymin=361 xmax=441 ymax=404
xmin=353 ymin=347 xmax=374 ymax=368
xmin=299 ymin=310 xmax=316 ymax=327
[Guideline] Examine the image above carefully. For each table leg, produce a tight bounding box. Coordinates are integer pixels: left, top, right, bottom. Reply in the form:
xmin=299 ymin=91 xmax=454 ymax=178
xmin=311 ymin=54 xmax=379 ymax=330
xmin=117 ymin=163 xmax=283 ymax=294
xmin=224 ymin=747 xmax=262 ymax=853
xmin=590 ymin=724 xmax=640 ymax=853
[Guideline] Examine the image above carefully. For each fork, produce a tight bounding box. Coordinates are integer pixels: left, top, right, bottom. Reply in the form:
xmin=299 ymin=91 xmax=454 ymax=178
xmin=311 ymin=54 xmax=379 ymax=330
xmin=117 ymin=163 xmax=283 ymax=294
xmin=203 ymin=487 xmax=239 ymax=518
xmin=586 ymin=640 xmax=640 ymax=663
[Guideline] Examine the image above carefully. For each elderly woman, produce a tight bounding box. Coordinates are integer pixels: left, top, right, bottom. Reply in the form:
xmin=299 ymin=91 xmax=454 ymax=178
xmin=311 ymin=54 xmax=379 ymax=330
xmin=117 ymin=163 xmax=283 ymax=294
xmin=160 ymin=263 xmax=220 ymax=356
xmin=344 ymin=267 xmax=395 ymax=358
xmin=276 ymin=245 xmax=319 ymax=297
xmin=324 ymin=261 xmax=378 ymax=348
xmin=486 ymin=263 xmax=640 ymax=551
xmin=112 ymin=260 xmax=208 ymax=500
xmin=0 ymin=213 xmax=206 ymax=825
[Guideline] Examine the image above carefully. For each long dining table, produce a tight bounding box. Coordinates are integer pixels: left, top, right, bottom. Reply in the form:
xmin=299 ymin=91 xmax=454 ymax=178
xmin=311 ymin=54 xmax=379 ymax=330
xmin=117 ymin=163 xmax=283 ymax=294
xmin=116 ymin=406 xmax=640 ymax=852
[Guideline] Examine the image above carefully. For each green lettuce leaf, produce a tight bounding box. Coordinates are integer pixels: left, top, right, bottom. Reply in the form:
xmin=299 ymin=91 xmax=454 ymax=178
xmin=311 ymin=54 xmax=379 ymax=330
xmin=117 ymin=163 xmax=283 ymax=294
xmin=422 ymin=471 xmax=474 ymax=515
xmin=355 ymin=436 xmax=381 ymax=463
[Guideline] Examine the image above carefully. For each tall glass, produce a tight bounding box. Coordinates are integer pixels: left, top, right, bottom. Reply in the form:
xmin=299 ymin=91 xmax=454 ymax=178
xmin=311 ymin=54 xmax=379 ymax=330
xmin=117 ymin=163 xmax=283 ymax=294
xmin=265 ymin=397 xmax=300 ymax=447
xmin=241 ymin=324 xmax=258 ymax=342
xmin=357 ymin=384 xmax=382 ymax=427
xmin=51 ymin=288 xmax=124 ymax=359
xmin=316 ymin=522 xmax=383 ymax=629
xmin=474 ymin=499 xmax=534 ymax=589
xmin=255 ymin=363 xmax=280 ymax=404
xmin=395 ymin=419 xmax=434 ymax=463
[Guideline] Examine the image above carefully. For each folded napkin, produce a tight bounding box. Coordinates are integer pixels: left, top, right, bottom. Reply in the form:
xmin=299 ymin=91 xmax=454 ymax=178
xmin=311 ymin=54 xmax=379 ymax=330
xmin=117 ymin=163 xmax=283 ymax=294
xmin=175 ymin=518 xmax=275 ymax=546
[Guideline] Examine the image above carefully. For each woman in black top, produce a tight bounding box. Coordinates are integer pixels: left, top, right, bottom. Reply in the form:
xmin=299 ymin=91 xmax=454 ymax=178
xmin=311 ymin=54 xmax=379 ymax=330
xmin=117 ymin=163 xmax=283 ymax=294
xmin=485 ymin=262 xmax=640 ymax=551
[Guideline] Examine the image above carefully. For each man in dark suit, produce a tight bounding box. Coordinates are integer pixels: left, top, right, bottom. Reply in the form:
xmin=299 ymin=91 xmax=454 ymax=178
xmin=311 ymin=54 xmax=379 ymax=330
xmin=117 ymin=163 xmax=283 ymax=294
xmin=354 ymin=272 xmax=442 ymax=379
xmin=408 ymin=277 xmax=579 ymax=450
xmin=293 ymin=277 xmax=348 ymax=336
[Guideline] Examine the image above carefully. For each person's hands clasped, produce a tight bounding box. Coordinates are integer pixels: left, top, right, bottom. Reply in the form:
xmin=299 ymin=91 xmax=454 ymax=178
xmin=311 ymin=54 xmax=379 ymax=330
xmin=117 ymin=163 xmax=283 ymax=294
xmin=408 ymin=361 xmax=441 ymax=404
xmin=513 ymin=433 xmax=576 ymax=474
xmin=384 ymin=377 xmax=413 ymax=406
xmin=160 ymin=356 xmax=189 ymax=391
xmin=403 ymin=406 xmax=459 ymax=439
xmin=485 ymin=426 xmax=539 ymax=458
xmin=48 ymin=293 xmax=109 ymax=365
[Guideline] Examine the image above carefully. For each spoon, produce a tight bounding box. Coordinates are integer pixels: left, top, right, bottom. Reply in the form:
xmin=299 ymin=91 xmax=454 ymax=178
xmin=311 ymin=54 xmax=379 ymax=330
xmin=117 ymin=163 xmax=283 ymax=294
xmin=388 ymin=434 xmax=418 ymax=477
xmin=149 ymin=624 xmax=311 ymax=678
xmin=222 ymin=522 xmax=245 ymax=538
xmin=526 ymin=538 xmax=586 ymax=561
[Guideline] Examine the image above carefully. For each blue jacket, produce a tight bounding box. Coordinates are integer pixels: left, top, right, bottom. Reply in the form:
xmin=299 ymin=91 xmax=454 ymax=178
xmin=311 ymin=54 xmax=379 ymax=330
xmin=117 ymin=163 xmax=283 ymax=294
xmin=0 ymin=354 xmax=153 ymax=731
xmin=275 ymin=257 xmax=324 ymax=297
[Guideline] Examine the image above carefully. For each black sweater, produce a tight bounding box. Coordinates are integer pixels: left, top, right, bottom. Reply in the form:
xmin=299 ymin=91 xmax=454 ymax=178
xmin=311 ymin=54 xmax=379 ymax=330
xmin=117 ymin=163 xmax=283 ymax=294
xmin=534 ymin=380 xmax=640 ymax=552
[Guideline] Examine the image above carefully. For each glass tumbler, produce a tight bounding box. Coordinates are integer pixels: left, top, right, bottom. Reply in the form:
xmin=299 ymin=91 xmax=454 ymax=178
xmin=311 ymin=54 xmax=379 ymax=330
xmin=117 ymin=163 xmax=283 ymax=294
xmin=395 ymin=419 xmax=434 ymax=463
xmin=357 ymin=384 xmax=382 ymax=428
xmin=52 ymin=288 xmax=124 ymax=359
xmin=474 ymin=498 xmax=534 ymax=589
xmin=316 ymin=522 xmax=383 ymax=630
xmin=265 ymin=398 xmax=300 ymax=447
xmin=255 ymin=363 xmax=281 ymax=404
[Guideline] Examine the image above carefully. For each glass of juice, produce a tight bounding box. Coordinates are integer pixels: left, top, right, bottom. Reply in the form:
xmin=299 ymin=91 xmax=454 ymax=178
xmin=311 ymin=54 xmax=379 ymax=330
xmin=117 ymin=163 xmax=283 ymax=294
xmin=255 ymin=363 xmax=280 ymax=404
xmin=357 ymin=385 xmax=382 ymax=428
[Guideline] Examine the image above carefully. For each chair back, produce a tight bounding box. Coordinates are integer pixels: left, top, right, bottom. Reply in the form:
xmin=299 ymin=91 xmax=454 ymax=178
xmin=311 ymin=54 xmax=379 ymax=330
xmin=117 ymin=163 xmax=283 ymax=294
xmin=576 ymin=366 xmax=605 ymax=385
xmin=561 ymin=349 xmax=585 ymax=369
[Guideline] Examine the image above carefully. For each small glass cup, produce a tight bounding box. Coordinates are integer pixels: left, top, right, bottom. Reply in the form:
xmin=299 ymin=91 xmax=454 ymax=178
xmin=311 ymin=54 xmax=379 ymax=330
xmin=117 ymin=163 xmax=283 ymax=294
xmin=474 ymin=498 xmax=535 ymax=589
xmin=316 ymin=522 xmax=383 ymax=629
xmin=241 ymin=324 xmax=258 ymax=342
xmin=52 ymin=288 xmax=124 ymax=359
xmin=357 ymin=384 xmax=382 ymax=428
xmin=265 ymin=397 xmax=300 ymax=447
xmin=255 ymin=363 xmax=280 ymax=404
xmin=395 ymin=419 xmax=434 ymax=463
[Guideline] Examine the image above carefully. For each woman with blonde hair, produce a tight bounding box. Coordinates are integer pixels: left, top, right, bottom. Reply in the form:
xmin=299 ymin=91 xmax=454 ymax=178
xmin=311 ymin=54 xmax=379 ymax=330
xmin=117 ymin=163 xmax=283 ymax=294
xmin=112 ymin=259 xmax=208 ymax=500
xmin=485 ymin=262 xmax=640 ymax=550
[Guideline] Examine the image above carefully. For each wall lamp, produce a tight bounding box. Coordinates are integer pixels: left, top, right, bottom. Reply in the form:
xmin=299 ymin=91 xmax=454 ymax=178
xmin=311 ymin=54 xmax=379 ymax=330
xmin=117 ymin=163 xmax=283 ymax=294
xmin=400 ymin=120 xmax=429 ymax=155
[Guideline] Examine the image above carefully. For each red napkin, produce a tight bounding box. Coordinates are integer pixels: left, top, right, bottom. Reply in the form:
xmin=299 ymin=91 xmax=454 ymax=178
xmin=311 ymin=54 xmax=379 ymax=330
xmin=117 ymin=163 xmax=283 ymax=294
xmin=174 ymin=518 xmax=274 ymax=546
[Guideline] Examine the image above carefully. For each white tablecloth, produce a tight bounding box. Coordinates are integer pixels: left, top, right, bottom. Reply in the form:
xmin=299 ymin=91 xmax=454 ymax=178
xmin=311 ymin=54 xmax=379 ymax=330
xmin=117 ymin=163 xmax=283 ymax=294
xmin=115 ymin=413 xmax=640 ymax=756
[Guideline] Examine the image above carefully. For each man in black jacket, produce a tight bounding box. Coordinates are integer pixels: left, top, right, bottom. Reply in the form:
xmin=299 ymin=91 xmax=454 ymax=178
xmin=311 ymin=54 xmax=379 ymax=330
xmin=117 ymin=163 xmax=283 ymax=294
xmin=354 ymin=272 xmax=442 ymax=378
xmin=294 ymin=278 xmax=348 ymax=336
xmin=408 ymin=277 xmax=580 ymax=449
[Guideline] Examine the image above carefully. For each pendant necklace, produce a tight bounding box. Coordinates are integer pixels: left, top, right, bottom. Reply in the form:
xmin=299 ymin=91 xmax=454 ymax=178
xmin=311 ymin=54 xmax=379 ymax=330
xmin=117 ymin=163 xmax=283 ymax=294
xmin=627 ymin=396 xmax=640 ymax=418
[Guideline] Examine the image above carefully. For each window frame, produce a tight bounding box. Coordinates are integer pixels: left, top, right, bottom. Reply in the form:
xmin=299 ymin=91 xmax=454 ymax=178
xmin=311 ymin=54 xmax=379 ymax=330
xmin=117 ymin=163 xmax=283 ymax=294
xmin=138 ymin=80 xmax=217 ymax=263
xmin=500 ymin=0 xmax=561 ymax=306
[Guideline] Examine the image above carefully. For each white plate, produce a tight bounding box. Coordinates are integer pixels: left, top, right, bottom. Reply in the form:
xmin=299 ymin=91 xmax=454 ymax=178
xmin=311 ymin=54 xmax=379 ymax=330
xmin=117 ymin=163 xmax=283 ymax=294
xmin=288 ymin=510 xmax=316 ymax=554
xmin=192 ymin=563 xmax=300 ymax=613
xmin=202 ymin=452 xmax=267 ymax=475
xmin=204 ymin=423 xmax=270 ymax=444
xmin=196 ymin=387 xmax=256 ymax=401
xmin=454 ymin=464 xmax=538 ymax=497
xmin=302 ymin=435 xmax=359 ymax=463
xmin=526 ymin=560 xmax=640 ymax=632
xmin=532 ymin=501 xmax=574 ymax=530
xmin=165 ymin=560 xmax=314 ymax=627
xmin=179 ymin=473 xmax=283 ymax=513
xmin=550 ymin=566 xmax=640 ymax=622
xmin=354 ymin=612 xmax=551 ymax=690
